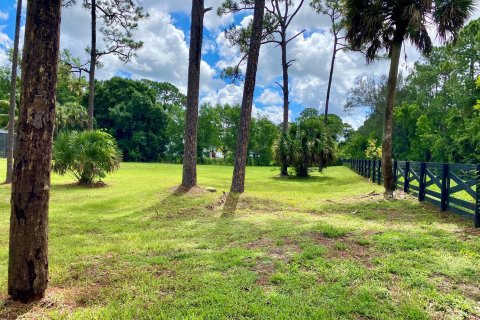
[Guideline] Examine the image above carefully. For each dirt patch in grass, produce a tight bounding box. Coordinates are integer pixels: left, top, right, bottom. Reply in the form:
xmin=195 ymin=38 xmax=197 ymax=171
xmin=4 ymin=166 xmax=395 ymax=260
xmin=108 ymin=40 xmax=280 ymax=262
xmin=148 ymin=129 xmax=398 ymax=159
xmin=244 ymin=238 xmax=274 ymax=249
xmin=149 ymin=265 xmax=177 ymax=279
xmin=243 ymin=237 xmax=302 ymax=286
xmin=169 ymin=185 xmax=207 ymax=196
xmin=310 ymin=232 xmax=375 ymax=268
xmin=0 ymin=286 xmax=95 ymax=319
xmin=434 ymin=275 xmax=480 ymax=302
xmin=252 ymin=261 xmax=276 ymax=286
xmin=235 ymin=196 xmax=287 ymax=212
xmin=207 ymin=193 xmax=287 ymax=214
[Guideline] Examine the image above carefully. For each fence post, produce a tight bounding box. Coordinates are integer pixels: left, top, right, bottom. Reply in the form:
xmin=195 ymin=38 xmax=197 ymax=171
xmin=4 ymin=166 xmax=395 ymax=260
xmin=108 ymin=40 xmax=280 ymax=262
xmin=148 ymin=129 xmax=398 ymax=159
xmin=372 ymin=160 xmax=376 ymax=183
xmin=377 ymin=160 xmax=382 ymax=185
xmin=404 ymin=161 xmax=410 ymax=193
xmin=361 ymin=159 xmax=364 ymax=176
xmin=441 ymin=163 xmax=449 ymax=212
xmin=368 ymin=159 xmax=372 ymax=179
xmin=475 ymin=164 xmax=480 ymax=228
xmin=393 ymin=160 xmax=398 ymax=187
xmin=418 ymin=162 xmax=426 ymax=202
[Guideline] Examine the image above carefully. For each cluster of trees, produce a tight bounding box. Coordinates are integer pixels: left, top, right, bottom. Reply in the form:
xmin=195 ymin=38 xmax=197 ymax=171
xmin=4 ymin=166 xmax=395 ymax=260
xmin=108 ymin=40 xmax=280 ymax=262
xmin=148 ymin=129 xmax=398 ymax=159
xmin=341 ymin=18 xmax=480 ymax=165
xmin=4 ymin=0 xmax=474 ymax=302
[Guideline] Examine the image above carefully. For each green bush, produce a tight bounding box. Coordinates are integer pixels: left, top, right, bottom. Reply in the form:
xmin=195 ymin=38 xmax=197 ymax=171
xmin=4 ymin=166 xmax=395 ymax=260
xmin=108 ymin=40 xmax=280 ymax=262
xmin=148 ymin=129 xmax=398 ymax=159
xmin=52 ymin=130 xmax=122 ymax=184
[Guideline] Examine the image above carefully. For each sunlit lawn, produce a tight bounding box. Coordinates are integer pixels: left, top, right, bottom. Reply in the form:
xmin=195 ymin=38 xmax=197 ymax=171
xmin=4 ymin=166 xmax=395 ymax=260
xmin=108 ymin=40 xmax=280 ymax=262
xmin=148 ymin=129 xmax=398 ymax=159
xmin=0 ymin=160 xmax=479 ymax=319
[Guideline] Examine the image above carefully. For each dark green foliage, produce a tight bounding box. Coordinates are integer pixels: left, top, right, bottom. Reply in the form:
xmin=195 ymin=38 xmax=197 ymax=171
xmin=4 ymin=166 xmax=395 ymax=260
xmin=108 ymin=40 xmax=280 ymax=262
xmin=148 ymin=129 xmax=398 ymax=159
xmin=52 ymin=130 xmax=122 ymax=184
xmin=93 ymin=77 xmax=168 ymax=162
xmin=198 ymin=103 xmax=241 ymax=163
xmin=197 ymin=104 xmax=278 ymax=165
xmin=277 ymin=108 xmax=335 ymax=177
xmin=342 ymin=19 xmax=480 ymax=164
xmin=0 ymin=67 xmax=10 ymax=100
xmin=142 ymin=80 xmax=187 ymax=161
xmin=0 ymin=100 xmax=9 ymax=128
xmin=248 ymin=116 xmax=278 ymax=166
xmin=55 ymin=102 xmax=88 ymax=133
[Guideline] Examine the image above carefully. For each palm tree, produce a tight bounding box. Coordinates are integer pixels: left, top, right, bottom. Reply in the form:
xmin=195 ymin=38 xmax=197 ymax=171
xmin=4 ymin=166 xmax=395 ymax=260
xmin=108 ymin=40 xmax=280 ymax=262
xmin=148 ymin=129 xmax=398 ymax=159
xmin=230 ymin=0 xmax=266 ymax=193
xmin=344 ymin=0 xmax=473 ymax=198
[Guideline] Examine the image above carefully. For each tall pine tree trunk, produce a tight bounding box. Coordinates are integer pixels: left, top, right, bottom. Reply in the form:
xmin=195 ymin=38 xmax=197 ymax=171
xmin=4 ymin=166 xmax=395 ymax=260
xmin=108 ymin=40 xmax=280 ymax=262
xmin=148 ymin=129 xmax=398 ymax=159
xmin=5 ymin=0 xmax=22 ymax=184
xmin=319 ymin=38 xmax=337 ymax=172
xmin=382 ymin=40 xmax=402 ymax=197
xmin=230 ymin=0 xmax=265 ymax=193
xmin=8 ymin=0 xmax=62 ymax=301
xmin=182 ymin=0 xmax=208 ymax=188
xmin=280 ymin=31 xmax=289 ymax=176
xmin=87 ymin=0 xmax=96 ymax=131
xmin=325 ymin=38 xmax=337 ymax=124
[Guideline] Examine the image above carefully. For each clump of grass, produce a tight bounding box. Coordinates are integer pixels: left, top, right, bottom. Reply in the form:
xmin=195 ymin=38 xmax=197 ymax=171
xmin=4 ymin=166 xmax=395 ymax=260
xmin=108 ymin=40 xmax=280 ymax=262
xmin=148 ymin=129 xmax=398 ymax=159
xmin=335 ymin=242 xmax=347 ymax=251
xmin=314 ymin=223 xmax=350 ymax=238
xmin=270 ymin=272 xmax=287 ymax=284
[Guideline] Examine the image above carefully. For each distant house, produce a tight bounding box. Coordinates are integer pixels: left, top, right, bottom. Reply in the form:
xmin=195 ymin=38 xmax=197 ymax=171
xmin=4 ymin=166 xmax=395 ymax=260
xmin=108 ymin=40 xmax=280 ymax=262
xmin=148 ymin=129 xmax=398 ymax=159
xmin=203 ymin=147 xmax=224 ymax=159
xmin=0 ymin=129 xmax=13 ymax=157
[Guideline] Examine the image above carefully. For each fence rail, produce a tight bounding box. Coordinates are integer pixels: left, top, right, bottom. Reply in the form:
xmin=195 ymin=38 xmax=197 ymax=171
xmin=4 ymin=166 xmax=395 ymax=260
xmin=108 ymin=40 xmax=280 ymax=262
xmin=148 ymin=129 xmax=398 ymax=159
xmin=342 ymin=159 xmax=480 ymax=228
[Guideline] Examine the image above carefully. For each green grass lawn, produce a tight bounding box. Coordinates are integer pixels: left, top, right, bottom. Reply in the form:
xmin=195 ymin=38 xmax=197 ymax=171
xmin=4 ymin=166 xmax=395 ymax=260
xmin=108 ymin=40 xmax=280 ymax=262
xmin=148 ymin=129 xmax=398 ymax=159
xmin=0 ymin=161 xmax=479 ymax=319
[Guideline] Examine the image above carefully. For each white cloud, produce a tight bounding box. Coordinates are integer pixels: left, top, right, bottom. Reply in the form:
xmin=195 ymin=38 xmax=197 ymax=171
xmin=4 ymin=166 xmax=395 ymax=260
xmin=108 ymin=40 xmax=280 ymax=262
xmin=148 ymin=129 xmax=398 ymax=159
xmin=253 ymin=104 xmax=287 ymax=124
xmin=0 ymin=10 xmax=9 ymax=21
xmin=201 ymin=83 xmax=243 ymax=106
xmin=257 ymin=88 xmax=283 ymax=105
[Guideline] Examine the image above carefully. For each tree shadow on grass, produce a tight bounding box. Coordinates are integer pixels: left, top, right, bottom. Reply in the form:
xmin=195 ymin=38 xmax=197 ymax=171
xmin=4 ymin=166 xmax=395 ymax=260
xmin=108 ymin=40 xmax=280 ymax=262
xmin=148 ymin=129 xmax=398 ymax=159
xmin=269 ymin=175 xmax=336 ymax=183
xmin=320 ymin=197 xmax=480 ymax=235
xmin=221 ymin=193 xmax=240 ymax=217
xmin=51 ymin=181 xmax=108 ymax=192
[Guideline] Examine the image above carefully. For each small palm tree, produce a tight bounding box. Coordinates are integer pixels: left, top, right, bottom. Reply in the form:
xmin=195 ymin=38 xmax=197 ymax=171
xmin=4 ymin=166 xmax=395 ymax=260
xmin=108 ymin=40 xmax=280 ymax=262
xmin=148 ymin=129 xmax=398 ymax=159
xmin=344 ymin=0 xmax=474 ymax=197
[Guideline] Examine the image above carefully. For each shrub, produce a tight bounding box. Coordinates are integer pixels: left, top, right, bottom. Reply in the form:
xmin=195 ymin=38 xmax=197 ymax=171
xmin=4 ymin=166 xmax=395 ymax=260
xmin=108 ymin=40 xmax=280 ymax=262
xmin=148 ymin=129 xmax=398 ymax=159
xmin=52 ymin=130 xmax=122 ymax=184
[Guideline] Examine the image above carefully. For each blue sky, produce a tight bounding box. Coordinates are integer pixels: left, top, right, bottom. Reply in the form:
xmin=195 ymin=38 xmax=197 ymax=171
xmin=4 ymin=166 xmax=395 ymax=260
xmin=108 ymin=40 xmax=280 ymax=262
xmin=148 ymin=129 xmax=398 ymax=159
xmin=1 ymin=0 xmax=478 ymax=128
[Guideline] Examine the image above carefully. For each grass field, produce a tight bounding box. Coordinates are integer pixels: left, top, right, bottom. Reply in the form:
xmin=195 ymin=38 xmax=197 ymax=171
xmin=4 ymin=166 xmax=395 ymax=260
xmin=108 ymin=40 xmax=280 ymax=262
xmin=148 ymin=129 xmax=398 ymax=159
xmin=0 ymin=162 xmax=479 ymax=319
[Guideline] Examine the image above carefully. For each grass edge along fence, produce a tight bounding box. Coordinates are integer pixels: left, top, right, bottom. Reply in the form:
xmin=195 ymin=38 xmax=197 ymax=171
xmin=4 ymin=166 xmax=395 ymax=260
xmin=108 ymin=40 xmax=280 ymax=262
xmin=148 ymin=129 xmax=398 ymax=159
xmin=342 ymin=159 xmax=480 ymax=228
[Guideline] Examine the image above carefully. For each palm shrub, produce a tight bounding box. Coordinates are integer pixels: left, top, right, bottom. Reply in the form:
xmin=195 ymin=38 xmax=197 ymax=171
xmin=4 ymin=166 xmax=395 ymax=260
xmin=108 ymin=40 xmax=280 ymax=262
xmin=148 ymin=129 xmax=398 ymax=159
xmin=344 ymin=0 xmax=474 ymax=196
xmin=52 ymin=130 xmax=122 ymax=184
xmin=275 ymin=115 xmax=335 ymax=177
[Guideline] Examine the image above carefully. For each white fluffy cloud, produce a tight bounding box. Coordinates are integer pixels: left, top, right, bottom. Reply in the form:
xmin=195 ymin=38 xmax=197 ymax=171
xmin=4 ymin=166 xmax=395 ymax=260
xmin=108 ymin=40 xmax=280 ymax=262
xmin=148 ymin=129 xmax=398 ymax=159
xmin=257 ymin=88 xmax=283 ymax=105
xmin=0 ymin=10 xmax=9 ymax=21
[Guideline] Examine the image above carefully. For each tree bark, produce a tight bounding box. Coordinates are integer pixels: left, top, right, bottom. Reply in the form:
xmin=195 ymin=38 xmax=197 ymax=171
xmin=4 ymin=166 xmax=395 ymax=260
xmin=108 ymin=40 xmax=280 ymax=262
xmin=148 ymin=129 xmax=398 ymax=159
xmin=325 ymin=37 xmax=337 ymax=124
xmin=87 ymin=0 xmax=96 ymax=131
xmin=5 ymin=0 xmax=22 ymax=184
xmin=8 ymin=0 xmax=62 ymax=301
xmin=318 ymin=37 xmax=338 ymax=173
xmin=230 ymin=0 xmax=265 ymax=193
xmin=182 ymin=0 xmax=208 ymax=188
xmin=382 ymin=40 xmax=402 ymax=197
xmin=280 ymin=29 xmax=289 ymax=176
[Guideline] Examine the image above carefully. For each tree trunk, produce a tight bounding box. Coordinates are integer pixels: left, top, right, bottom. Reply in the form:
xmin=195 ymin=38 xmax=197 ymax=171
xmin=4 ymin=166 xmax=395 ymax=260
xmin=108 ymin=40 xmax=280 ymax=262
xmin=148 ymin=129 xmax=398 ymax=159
xmin=382 ymin=40 xmax=402 ymax=198
xmin=5 ymin=0 xmax=22 ymax=184
xmin=8 ymin=0 xmax=62 ymax=301
xmin=318 ymin=40 xmax=337 ymax=173
xmin=325 ymin=38 xmax=337 ymax=125
xmin=182 ymin=0 xmax=208 ymax=188
xmin=230 ymin=0 xmax=265 ymax=193
xmin=87 ymin=0 xmax=96 ymax=131
xmin=280 ymin=30 xmax=289 ymax=176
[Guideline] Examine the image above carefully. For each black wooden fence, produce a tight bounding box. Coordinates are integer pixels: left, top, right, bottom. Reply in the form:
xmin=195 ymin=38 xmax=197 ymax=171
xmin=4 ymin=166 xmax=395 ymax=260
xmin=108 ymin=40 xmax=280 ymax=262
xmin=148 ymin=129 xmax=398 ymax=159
xmin=343 ymin=159 xmax=480 ymax=228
